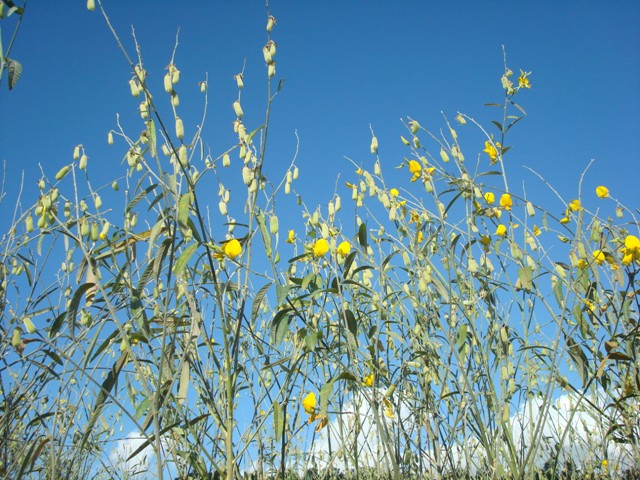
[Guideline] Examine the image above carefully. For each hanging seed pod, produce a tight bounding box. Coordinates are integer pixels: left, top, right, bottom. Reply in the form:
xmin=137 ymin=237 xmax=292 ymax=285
xmin=81 ymin=219 xmax=90 ymax=237
xmin=73 ymin=145 xmax=81 ymax=160
xmin=175 ymin=117 xmax=184 ymax=140
xmin=178 ymin=145 xmax=189 ymax=168
xmin=374 ymin=160 xmax=381 ymax=176
xmin=64 ymin=201 xmax=71 ymax=218
xmin=38 ymin=179 xmax=45 ymax=190
xmin=293 ymin=166 xmax=299 ymax=180
xmin=263 ymin=45 xmax=273 ymax=64
xmin=268 ymin=63 xmax=276 ymax=78
xmin=233 ymin=100 xmax=244 ymax=118
xmin=268 ymin=40 xmax=277 ymax=57
xmin=129 ymin=79 xmax=140 ymax=97
xmin=134 ymin=65 xmax=146 ymax=82
xmin=23 ymin=317 xmax=36 ymax=334
xmin=171 ymin=92 xmax=180 ymax=107
xmin=266 ymin=15 xmax=276 ymax=32
xmin=130 ymin=212 xmax=138 ymax=227
xmin=94 ymin=194 xmax=102 ymax=210
xmin=335 ymin=195 xmax=341 ymax=211
xmin=79 ymin=154 xmax=88 ymax=170
xmin=87 ymin=0 xmax=95 ymax=11
xmin=284 ymin=182 xmax=291 ymax=194
xmin=200 ymin=81 xmax=207 ymax=93
xmin=218 ymin=200 xmax=228 ymax=216
xmin=234 ymin=74 xmax=244 ymax=90
xmin=164 ymin=73 xmax=173 ymax=94
xmin=25 ymin=215 xmax=34 ymax=232
xmin=171 ymin=66 xmax=180 ymax=84
xmin=269 ymin=215 xmax=279 ymax=235
xmin=440 ymin=148 xmax=450 ymax=163
xmin=11 ymin=328 xmax=21 ymax=348
xmin=107 ymin=131 xmax=114 ymax=145
xmin=112 ymin=181 xmax=119 ymax=191
xmin=37 ymin=215 xmax=46 ymax=229
xmin=99 ymin=222 xmax=110 ymax=240
xmin=91 ymin=222 xmax=99 ymax=241
xmin=370 ymin=136 xmax=378 ymax=154
xmin=139 ymin=101 xmax=149 ymax=118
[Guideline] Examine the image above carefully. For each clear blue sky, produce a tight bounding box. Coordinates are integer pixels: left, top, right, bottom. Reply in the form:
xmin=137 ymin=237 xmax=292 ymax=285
xmin=1 ymin=1 xmax=639 ymax=230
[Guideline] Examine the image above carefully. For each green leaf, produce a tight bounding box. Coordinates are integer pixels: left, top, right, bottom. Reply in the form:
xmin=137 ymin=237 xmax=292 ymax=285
xmin=273 ymin=400 xmax=283 ymax=439
xmin=251 ymin=283 xmax=272 ymax=322
xmin=126 ymin=184 xmax=158 ymax=213
xmin=80 ymin=351 xmax=130 ymax=450
xmin=345 ymin=309 xmax=358 ymax=346
xmin=358 ymin=222 xmax=368 ymax=248
xmin=255 ymin=208 xmax=272 ymax=260
xmin=177 ymin=191 xmax=194 ymax=234
xmin=271 ymin=308 xmax=292 ymax=345
xmin=517 ymin=266 xmax=533 ymax=292
xmin=66 ymin=283 xmax=96 ymax=338
xmin=7 ymin=58 xmax=22 ymax=90
xmin=172 ymin=243 xmax=198 ymax=278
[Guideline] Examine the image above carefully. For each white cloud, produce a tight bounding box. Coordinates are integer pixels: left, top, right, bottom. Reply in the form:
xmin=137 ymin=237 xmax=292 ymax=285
xmin=301 ymin=390 xmax=638 ymax=476
xmin=109 ymin=430 xmax=153 ymax=477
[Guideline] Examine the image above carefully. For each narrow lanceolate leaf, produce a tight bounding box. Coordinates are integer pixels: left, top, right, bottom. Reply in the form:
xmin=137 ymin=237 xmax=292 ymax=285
xmin=273 ymin=400 xmax=283 ymax=439
xmin=80 ymin=351 xmax=130 ymax=450
xmin=66 ymin=283 xmax=97 ymax=338
xmin=7 ymin=58 xmax=23 ymax=90
xmin=172 ymin=242 xmax=198 ymax=278
xmin=251 ymin=283 xmax=272 ymax=322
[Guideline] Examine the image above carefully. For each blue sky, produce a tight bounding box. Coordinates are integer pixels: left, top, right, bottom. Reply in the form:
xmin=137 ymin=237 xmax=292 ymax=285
xmin=2 ymin=1 xmax=639 ymax=226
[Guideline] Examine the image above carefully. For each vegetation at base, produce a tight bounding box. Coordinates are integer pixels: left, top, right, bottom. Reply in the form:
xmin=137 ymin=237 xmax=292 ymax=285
xmin=1 ymin=2 xmax=638 ymax=479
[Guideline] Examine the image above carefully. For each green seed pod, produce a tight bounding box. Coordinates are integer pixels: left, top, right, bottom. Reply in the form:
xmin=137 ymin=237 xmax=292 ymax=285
xmin=112 ymin=181 xmax=119 ymax=191
xmin=440 ymin=148 xmax=450 ymax=163
xmin=171 ymin=92 xmax=180 ymax=107
xmin=293 ymin=166 xmax=299 ymax=180
xmin=73 ymin=145 xmax=81 ymax=160
xmin=526 ymin=201 xmax=535 ymax=217
xmin=178 ymin=145 xmax=188 ymax=168
xmin=50 ymin=188 xmax=59 ymax=202
xmin=200 ymin=81 xmax=207 ymax=93
xmin=164 ymin=73 xmax=173 ymax=94
xmin=38 ymin=179 xmax=46 ymax=190
xmin=268 ymin=62 xmax=276 ymax=79
xmin=171 ymin=66 xmax=180 ymax=84
xmin=370 ymin=136 xmax=378 ymax=155
xmin=91 ymin=222 xmax=99 ymax=241
xmin=79 ymin=154 xmax=88 ymax=170
xmin=222 ymin=153 xmax=231 ymax=167
xmin=107 ymin=131 xmax=114 ymax=145
xmin=268 ymin=40 xmax=277 ymax=57
xmin=410 ymin=120 xmax=420 ymax=134
xmin=130 ymin=212 xmax=138 ymax=227
xmin=81 ymin=219 xmax=90 ymax=237
xmin=284 ymin=182 xmax=291 ymax=195
xmin=99 ymin=221 xmax=110 ymax=240
xmin=25 ymin=215 xmax=34 ymax=232
xmin=269 ymin=215 xmax=279 ymax=234
xmin=80 ymin=309 xmax=92 ymax=327
xmin=139 ymin=101 xmax=149 ymax=118
xmin=87 ymin=0 xmax=95 ymax=11
xmin=175 ymin=117 xmax=184 ymax=140
xmin=263 ymin=45 xmax=273 ymax=64
xmin=64 ymin=201 xmax=71 ymax=218
xmin=55 ymin=165 xmax=70 ymax=181
xmin=11 ymin=328 xmax=21 ymax=348
xmin=23 ymin=317 xmax=36 ymax=334
xmin=94 ymin=194 xmax=102 ymax=210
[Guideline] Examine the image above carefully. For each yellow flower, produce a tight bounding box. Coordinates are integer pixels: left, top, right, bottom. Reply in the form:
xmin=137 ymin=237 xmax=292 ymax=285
xmin=416 ymin=230 xmax=424 ymax=243
xmin=363 ymin=373 xmax=374 ymax=387
xmin=286 ymin=229 xmax=296 ymax=244
xmin=499 ymin=193 xmax=513 ymax=211
xmin=302 ymin=392 xmax=316 ymax=415
xmin=568 ymin=199 xmax=581 ymax=211
xmin=337 ymin=241 xmax=351 ymax=257
xmin=621 ymin=235 xmax=640 ymax=265
xmin=483 ymin=141 xmax=499 ymax=164
xmin=223 ymin=239 xmax=242 ymax=259
xmin=533 ymin=225 xmax=541 ymax=236
xmin=518 ymin=70 xmax=532 ymax=89
xmin=479 ymin=235 xmax=491 ymax=252
xmin=601 ymin=459 xmax=608 ymax=470
xmin=313 ymin=238 xmax=330 ymax=257
xmin=408 ymin=160 xmax=422 ymax=182
xmin=559 ymin=217 xmax=570 ymax=224
xmin=596 ymin=185 xmax=609 ymax=198
xmin=383 ymin=397 xmax=395 ymax=419
xmin=484 ymin=192 xmax=495 ymax=205
xmin=389 ymin=188 xmax=399 ymax=197
xmin=592 ymin=250 xmax=606 ymax=265
xmin=495 ymin=224 xmax=507 ymax=237
xmin=577 ymin=259 xmax=588 ymax=269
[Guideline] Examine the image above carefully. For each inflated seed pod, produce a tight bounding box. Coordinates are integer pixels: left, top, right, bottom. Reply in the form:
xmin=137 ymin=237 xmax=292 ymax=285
xmin=269 ymin=215 xmax=279 ymax=235
xmin=268 ymin=62 xmax=276 ymax=78
xmin=178 ymin=145 xmax=188 ymax=168
xmin=129 ymin=79 xmax=140 ymax=97
xmin=164 ymin=73 xmax=173 ymax=94
xmin=81 ymin=219 xmax=90 ymax=237
xmin=94 ymin=194 xmax=102 ymax=210
xmin=171 ymin=66 xmax=180 ymax=84
xmin=55 ymin=166 xmax=70 ymax=181
xmin=11 ymin=328 xmax=21 ymax=347
xmin=175 ymin=117 xmax=184 ymax=140
xmin=87 ymin=0 xmax=95 ymax=11
xmin=263 ymin=45 xmax=273 ymax=64
xmin=234 ymin=74 xmax=244 ymax=90
xmin=268 ymin=40 xmax=277 ymax=57
xmin=293 ymin=166 xmax=299 ymax=180
xmin=79 ymin=154 xmax=88 ymax=170
xmin=222 ymin=153 xmax=231 ymax=167
xmin=171 ymin=92 xmax=180 ymax=107
xmin=23 ymin=317 xmax=36 ymax=334
xmin=218 ymin=200 xmax=228 ymax=216
xmin=130 ymin=212 xmax=138 ymax=227
xmin=266 ymin=15 xmax=276 ymax=32
xmin=25 ymin=215 xmax=34 ymax=232
xmin=73 ymin=145 xmax=81 ymax=160
xmin=91 ymin=222 xmax=99 ymax=241
xmin=233 ymin=100 xmax=244 ymax=118
xmin=108 ymin=131 xmax=114 ymax=145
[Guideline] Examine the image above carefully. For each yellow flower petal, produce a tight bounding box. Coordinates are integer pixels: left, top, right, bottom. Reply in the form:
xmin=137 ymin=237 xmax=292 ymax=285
xmin=596 ymin=185 xmax=609 ymax=198
xmin=495 ymin=224 xmax=507 ymax=237
xmin=568 ymin=199 xmax=581 ymax=211
xmin=337 ymin=241 xmax=351 ymax=257
xmin=286 ymin=230 xmax=296 ymax=244
xmin=592 ymin=250 xmax=605 ymax=265
xmin=499 ymin=193 xmax=513 ymax=211
xmin=484 ymin=192 xmax=495 ymax=205
xmin=223 ymin=239 xmax=242 ymax=259
xmin=302 ymin=392 xmax=316 ymax=415
xmin=313 ymin=238 xmax=330 ymax=258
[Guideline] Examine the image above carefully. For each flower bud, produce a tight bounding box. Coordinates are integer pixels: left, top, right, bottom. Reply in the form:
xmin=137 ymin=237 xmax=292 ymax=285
xmin=175 ymin=117 xmax=184 ymax=140
xmin=99 ymin=221 xmax=110 ymax=240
